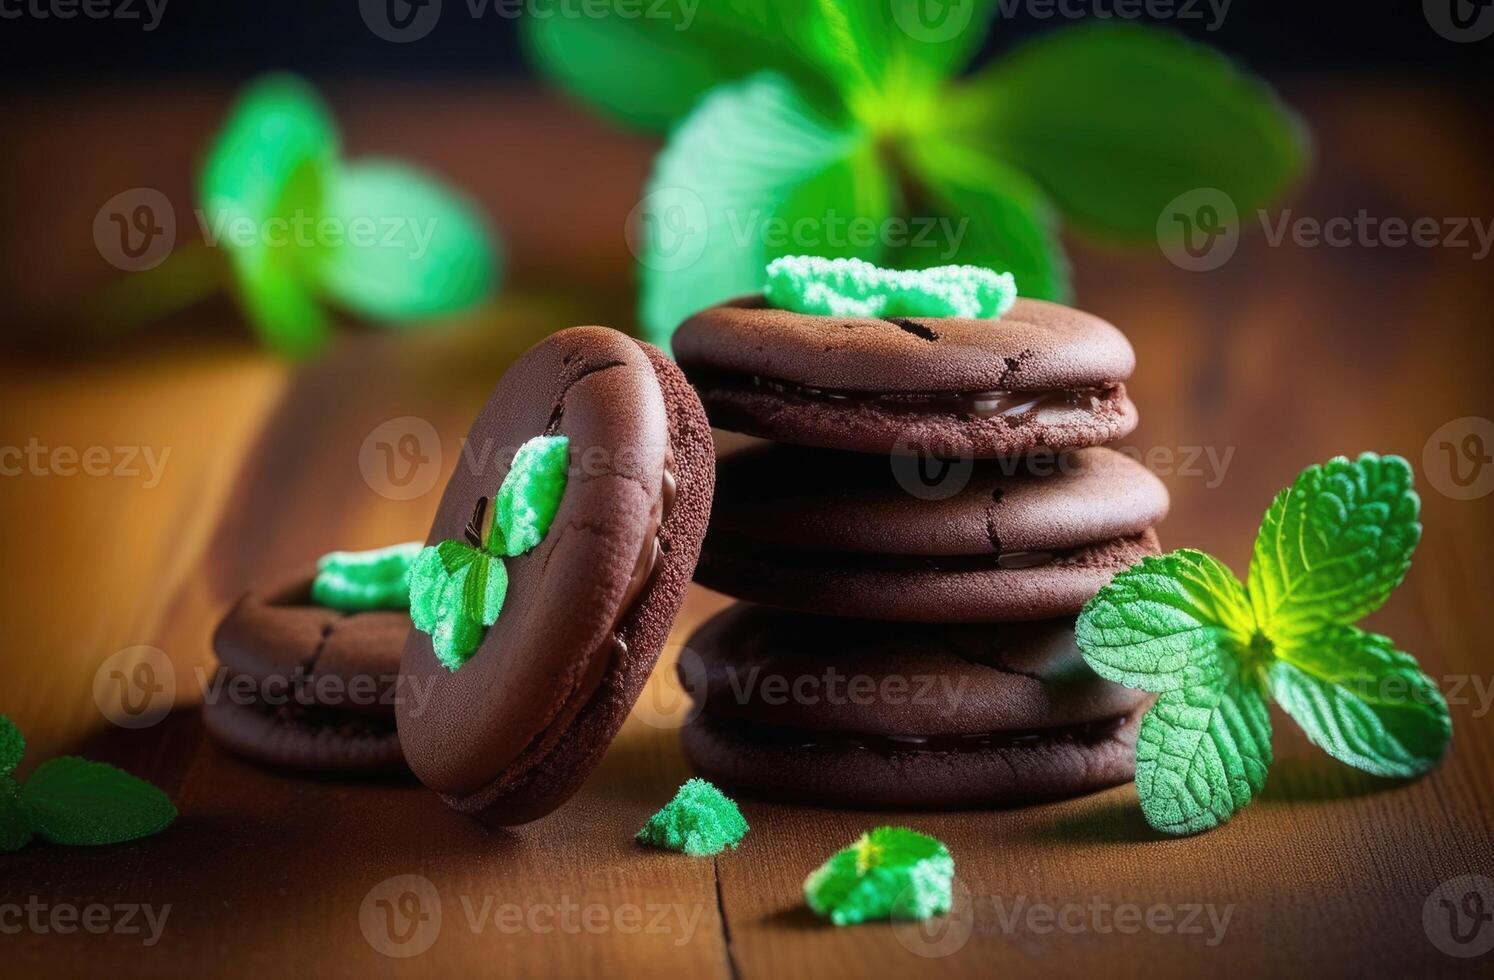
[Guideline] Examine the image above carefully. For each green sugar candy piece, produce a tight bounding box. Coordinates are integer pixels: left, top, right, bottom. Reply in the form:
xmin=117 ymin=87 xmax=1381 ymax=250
xmin=764 ymin=256 xmax=1017 ymax=320
xmin=311 ymin=541 xmax=424 ymax=611
xmin=804 ymin=827 xmax=954 ymax=926
xmin=637 ymin=778 xmax=748 ymax=856
xmin=494 ymin=435 xmax=570 ymax=557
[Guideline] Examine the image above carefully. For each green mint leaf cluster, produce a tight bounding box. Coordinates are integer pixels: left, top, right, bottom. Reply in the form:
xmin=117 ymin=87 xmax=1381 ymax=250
xmin=0 ymin=715 xmax=177 ymax=852
xmin=311 ymin=541 xmax=423 ymax=611
xmin=804 ymin=827 xmax=955 ymax=926
xmin=1077 ymin=453 xmax=1450 ymax=836
xmin=410 ymin=436 xmax=570 ymax=671
xmin=526 ymin=9 xmax=1305 ymax=343
xmin=200 ymin=74 xmax=499 ymax=357
xmin=636 ymin=778 xmax=748 ymax=857
xmin=764 ymin=255 xmax=1016 ymax=319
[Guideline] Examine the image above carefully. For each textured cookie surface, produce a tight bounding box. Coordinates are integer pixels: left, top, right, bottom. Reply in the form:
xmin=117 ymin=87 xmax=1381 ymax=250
xmin=682 ymin=606 xmax=1149 ymax=737
xmin=205 ymin=568 xmax=410 ymax=773
xmin=682 ymin=711 xmax=1143 ymax=810
xmin=710 ymin=445 xmax=1168 ymax=557
xmin=673 ymin=297 xmax=1137 ymax=455
xmin=697 ymin=529 xmax=1161 ymax=622
xmin=397 ymin=327 xmax=715 ymax=825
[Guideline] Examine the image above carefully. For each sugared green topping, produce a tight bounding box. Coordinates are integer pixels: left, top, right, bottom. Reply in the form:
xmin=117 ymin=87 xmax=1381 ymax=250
xmin=637 ymin=779 xmax=748 ymax=856
xmin=409 ymin=435 xmax=570 ymax=671
xmin=764 ymin=256 xmax=1017 ymax=320
xmin=311 ymin=541 xmax=423 ymax=611
xmin=804 ymin=827 xmax=954 ymax=926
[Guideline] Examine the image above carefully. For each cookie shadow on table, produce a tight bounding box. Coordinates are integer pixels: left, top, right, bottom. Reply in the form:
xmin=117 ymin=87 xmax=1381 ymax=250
xmin=1029 ymin=792 xmax=1169 ymax=846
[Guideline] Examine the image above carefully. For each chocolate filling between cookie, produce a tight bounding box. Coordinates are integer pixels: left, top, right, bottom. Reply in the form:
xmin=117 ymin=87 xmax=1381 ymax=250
xmin=688 ymin=367 xmax=1117 ymax=420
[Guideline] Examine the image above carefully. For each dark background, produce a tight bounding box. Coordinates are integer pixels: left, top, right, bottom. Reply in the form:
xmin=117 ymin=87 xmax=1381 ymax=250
xmin=2 ymin=0 xmax=1492 ymax=82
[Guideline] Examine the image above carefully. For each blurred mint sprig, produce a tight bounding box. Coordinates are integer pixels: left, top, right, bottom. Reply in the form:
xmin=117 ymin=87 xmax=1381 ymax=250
xmin=523 ymin=5 xmax=1307 ymax=344
xmin=198 ymin=74 xmax=500 ymax=357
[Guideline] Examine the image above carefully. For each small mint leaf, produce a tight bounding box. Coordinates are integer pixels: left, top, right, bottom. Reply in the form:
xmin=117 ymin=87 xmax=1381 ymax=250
xmin=1136 ymin=665 xmax=1272 ymax=835
xmin=1077 ymin=549 xmax=1254 ymax=693
xmin=0 ymin=714 xmax=23 ymax=775
xmin=494 ymin=436 xmax=571 ymax=557
xmin=1269 ymin=625 xmax=1451 ymax=778
xmin=410 ymin=544 xmax=508 ymax=671
xmin=1 ymin=776 xmax=32 ymax=852
xmin=1249 ymin=453 xmax=1421 ymax=641
xmin=20 ymin=758 xmax=176 ymax=847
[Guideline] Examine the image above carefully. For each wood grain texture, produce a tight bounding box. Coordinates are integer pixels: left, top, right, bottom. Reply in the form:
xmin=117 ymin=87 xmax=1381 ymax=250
xmin=2 ymin=84 xmax=1492 ymax=979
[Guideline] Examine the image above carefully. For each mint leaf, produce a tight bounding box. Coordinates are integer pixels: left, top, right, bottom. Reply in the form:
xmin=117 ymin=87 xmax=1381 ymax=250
xmin=901 ymin=138 xmax=1069 ymax=301
xmin=0 ymin=714 xmax=23 ymax=775
xmin=1077 ymin=550 xmax=1254 ymax=693
xmin=494 ymin=436 xmax=571 ymax=557
xmin=522 ymin=2 xmax=994 ymax=132
xmin=317 ymin=161 xmax=497 ymax=323
xmin=1 ymin=776 xmax=32 ymax=852
xmin=804 ymin=827 xmax=954 ymax=926
xmin=1269 ymin=625 xmax=1451 ymax=778
xmin=1249 ymin=453 xmax=1421 ymax=641
xmin=20 ymin=758 xmax=176 ymax=847
xmin=639 ymin=74 xmax=885 ymax=343
xmin=1136 ymin=665 xmax=1272 ymax=835
xmin=201 ymin=74 xmax=338 ymax=356
xmin=949 ymin=23 xmax=1306 ymax=239
xmin=409 ymin=544 xmax=507 ymax=671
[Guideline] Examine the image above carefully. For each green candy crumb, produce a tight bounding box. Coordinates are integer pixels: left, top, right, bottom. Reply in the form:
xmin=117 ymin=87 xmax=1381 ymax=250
xmin=311 ymin=541 xmax=423 ymax=611
xmin=494 ymin=435 xmax=570 ymax=557
xmin=765 ymin=256 xmax=1017 ymax=320
xmin=637 ymin=779 xmax=748 ymax=856
xmin=804 ymin=827 xmax=954 ymax=926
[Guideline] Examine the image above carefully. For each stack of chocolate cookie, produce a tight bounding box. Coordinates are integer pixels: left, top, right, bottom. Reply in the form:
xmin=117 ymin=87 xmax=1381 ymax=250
xmin=671 ymin=296 xmax=1169 ymax=809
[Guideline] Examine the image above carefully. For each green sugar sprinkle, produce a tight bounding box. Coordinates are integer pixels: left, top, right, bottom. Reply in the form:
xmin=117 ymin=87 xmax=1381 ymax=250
xmin=804 ymin=827 xmax=954 ymax=926
xmin=764 ymin=256 xmax=1017 ymax=320
xmin=311 ymin=541 xmax=423 ymax=611
xmin=637 ymin=779 xmax=748 ymax=856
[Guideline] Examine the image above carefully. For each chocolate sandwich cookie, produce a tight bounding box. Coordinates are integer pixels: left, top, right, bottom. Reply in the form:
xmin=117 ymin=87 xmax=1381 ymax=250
xmin=672 ymin=296 xmax=1138 ymax=456
xmin=679 ymin=605 xmax=1148 ymax=809
xmin=697 ymin=445 xmax=1167 ymax=621
xmin=206 ymin=567 xmax=411 ymax=774
xmin=396 ymin=326 xmax=714 ymax=826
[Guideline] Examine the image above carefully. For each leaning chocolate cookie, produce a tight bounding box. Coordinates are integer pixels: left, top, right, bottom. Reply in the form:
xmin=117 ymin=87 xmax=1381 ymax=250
xmin=698 ymin=445 xmax=1166 ymax=621
xmin=672 ymin=296 xmax=1137 ymax=456
xmin=206 ymin=566 xmax=411 ymax=774
xmin=679 ymin=606 xmax=1148 ymax=809
xmin=396 ymin=326 xmax=714 ymax=826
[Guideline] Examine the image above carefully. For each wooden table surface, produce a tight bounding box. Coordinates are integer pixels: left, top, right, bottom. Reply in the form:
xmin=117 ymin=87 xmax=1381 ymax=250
xmin=2 ymin=83 xmax=1492 ymax=979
